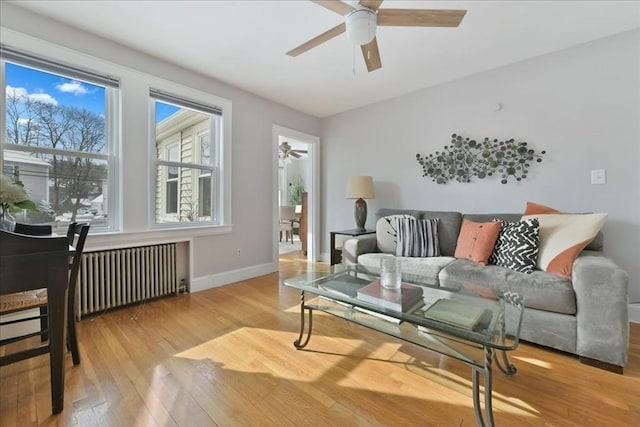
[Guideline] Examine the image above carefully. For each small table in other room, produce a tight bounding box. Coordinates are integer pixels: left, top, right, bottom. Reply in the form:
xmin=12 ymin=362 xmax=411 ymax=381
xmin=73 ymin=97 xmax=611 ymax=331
xmin=330 ymin=229 xmax=376 ymax=265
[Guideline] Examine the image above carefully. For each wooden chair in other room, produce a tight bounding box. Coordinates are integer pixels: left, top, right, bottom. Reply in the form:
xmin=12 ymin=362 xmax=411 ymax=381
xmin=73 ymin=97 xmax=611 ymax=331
xmin=0 ymin=222 xmax=90 ymax=365
xmin=279 ymin=205 xmax=296 ymax=244
xmin=0 ymin=230 xmax=70 ymax=413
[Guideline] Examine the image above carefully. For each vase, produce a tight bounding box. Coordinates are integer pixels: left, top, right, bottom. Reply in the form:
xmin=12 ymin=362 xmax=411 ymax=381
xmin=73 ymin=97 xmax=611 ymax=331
xmin=0 ymin=209 xmax=16 ymax=232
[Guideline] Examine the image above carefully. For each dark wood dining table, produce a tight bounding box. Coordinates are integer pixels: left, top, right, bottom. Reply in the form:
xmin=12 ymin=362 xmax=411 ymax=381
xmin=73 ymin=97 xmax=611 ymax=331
xmin=0 ymin=229 xmax=71 ymax=414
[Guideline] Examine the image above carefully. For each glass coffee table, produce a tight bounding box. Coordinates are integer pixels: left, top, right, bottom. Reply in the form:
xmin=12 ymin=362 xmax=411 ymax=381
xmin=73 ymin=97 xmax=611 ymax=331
xmin=284 ymin=265 xmax=525 ymax=427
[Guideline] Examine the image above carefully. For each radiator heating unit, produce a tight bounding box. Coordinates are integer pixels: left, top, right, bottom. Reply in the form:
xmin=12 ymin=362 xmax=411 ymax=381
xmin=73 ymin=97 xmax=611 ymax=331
xmin=77 ymin=243 xmax=177 ymax=318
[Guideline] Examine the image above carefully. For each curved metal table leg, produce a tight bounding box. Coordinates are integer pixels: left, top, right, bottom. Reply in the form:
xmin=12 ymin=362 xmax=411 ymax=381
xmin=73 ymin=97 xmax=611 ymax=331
xmin=472 ymin=347 xmax=497 ymax=427
xmin=472 ymin=369 xmax=486 ymax=427
xmin=495 ymin=349 xmax=517 ymax=376
xmin=293 ymin=291 xmax=313 ymax=349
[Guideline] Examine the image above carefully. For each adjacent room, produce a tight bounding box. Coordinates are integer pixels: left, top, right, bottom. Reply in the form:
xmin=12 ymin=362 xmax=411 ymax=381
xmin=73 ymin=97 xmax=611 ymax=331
xmin=1 ymin=1 xmax=639 ymax=426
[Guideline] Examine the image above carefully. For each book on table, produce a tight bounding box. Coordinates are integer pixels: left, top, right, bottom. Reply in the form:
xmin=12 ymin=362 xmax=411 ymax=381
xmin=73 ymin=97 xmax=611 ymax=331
xmin=356 ymin=280 xmax=424 ymax=313
xmin=422 ymin=298 xmax=492 ymax=331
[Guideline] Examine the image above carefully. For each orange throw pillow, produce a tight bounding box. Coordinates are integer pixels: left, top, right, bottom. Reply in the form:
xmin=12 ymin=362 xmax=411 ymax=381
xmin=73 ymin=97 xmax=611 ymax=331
xmin=454 ymin=220 xmax=501 ymax=265
xmin=524 ymin=201 xmax=560 ymax=215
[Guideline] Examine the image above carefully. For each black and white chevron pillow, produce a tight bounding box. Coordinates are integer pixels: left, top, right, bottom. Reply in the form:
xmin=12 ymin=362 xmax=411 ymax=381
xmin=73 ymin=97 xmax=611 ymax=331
xmin=490 ymin=218 xmax=540 ymax=274
xmin=395 ymin=217 xmax=440 ymax=257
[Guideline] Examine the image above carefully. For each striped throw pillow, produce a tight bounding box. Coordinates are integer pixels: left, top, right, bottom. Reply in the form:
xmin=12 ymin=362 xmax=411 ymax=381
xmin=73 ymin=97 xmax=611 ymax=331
xmin=395 ymin=217 xmax=440 ymax=257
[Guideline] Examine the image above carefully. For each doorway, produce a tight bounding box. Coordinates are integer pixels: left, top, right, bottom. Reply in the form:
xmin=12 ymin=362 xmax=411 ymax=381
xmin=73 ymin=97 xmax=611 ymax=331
xmin=273 ymin=125 xmax=319 ymax=266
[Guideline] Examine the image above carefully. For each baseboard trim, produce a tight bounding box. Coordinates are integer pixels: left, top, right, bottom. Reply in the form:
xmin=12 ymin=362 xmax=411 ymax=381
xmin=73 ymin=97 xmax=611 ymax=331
xmin=190 ymin=262 xmax=277 ymax=293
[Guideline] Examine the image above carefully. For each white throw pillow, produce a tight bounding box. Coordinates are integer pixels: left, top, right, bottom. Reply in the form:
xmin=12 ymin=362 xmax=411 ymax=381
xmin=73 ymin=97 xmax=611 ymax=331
xmin=521 ymin=213 xmax=606 ymax=278
xmin=376 ymin=215 xmax=415 ymax=254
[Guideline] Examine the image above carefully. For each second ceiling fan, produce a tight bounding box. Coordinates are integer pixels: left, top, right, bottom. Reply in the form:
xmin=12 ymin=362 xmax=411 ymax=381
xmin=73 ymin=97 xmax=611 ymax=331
xmin=287 ymin=0 xmax=466 ymax=72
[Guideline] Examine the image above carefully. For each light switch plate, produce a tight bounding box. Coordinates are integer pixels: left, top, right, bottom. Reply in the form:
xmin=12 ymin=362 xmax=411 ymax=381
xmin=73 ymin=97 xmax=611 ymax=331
xmin=591 ymin=169 xmax=606 ymax=185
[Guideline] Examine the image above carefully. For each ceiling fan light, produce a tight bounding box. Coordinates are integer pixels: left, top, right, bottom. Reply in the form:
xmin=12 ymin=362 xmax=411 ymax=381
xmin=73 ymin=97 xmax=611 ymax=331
xmin=346 ymin=8 xmax=377 ymax=46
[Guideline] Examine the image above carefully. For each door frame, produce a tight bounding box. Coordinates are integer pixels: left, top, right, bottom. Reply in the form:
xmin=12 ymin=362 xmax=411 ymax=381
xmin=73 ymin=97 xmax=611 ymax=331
xmin=273 ymin=125 xmax=319 ymax=264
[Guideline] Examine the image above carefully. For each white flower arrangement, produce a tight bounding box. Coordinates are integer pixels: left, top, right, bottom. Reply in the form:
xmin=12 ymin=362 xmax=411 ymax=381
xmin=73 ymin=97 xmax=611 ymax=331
xmin=0 ymin=175 xmax=38 ymax=216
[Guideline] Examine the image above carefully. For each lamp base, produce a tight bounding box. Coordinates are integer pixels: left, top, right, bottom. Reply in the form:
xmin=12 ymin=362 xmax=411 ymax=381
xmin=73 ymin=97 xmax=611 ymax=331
xmin=354 ymin=198 xmax=367 ymax=231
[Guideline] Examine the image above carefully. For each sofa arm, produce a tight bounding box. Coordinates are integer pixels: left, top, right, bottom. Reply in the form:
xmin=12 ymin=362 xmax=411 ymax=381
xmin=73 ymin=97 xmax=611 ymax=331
xmin=342 ymin=235 xmax=378 ymax=265
xmin=572 ymin=253 xmax=629 ymax=368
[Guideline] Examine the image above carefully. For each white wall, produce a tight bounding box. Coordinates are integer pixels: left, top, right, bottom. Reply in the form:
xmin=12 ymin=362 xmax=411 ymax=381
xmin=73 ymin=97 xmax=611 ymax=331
xmin=1 ymin=5 xmax=321 ymax=288
xmin=321 ymin=30 xmax=640 ymax=304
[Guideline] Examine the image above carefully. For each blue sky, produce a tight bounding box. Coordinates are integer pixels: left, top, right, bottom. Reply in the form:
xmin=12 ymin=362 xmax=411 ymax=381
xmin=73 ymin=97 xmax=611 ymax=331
xmin=6 ymin=62 xmax=178 ymax=122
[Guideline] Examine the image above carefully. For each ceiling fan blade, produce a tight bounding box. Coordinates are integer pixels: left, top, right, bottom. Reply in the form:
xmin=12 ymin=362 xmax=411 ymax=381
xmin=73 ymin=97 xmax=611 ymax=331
xmin=286 ymin=23 xmax=346 ymax=57
xmin=290 ymin=151 xmax=302 ymax=159
xmin=311 ymin=1 xmax=355 ymax=16
xmin=377 ymin=9 xmax=467 ymax=27
xmin=359 ymin=0 xmax=384 ymax=11
xmin=361 ymin=38 xmax=382 ymax=72
xmin=293 ymin=150 xmax=308 ymax=154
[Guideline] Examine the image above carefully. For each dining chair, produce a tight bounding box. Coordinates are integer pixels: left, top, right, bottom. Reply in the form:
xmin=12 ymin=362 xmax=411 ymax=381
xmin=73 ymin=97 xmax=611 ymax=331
xmin=279 ymin=205 xmax=296 ymax=243
xmin=14 ymin=222 xmax=53 ymax=236
xmin=0 ymin=229 xmax=70 ymax=413
xmin=0 ymin=222 xmax=90 ymax=365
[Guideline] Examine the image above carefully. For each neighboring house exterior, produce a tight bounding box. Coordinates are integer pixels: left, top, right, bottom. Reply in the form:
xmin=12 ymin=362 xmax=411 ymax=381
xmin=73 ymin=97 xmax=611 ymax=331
xmin=155 ymin=109 xmax=214 ymax=223
xmin=2 ymin=149 xmax=50 ymax=205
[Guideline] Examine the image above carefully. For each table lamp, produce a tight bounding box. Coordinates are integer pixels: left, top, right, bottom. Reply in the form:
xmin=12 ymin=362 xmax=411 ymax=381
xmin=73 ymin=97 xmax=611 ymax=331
xmin=346 ymin=176 xmax=375 ymax=231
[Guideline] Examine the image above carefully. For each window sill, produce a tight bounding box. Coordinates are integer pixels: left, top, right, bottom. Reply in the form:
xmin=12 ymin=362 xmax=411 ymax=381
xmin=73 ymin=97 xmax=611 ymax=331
xmin=84 ymin=224 xmax=232 ymax=252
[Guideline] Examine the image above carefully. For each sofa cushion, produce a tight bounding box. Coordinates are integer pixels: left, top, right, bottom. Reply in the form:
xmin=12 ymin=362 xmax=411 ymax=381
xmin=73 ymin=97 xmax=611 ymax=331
xmin=454 ymin=219 xmax=501 ymax=265
xmin=439 ymin=259 xmax=577 ymax=315
xmin=489 ymin=218 xmax=540 ymax=274
xmin=417 ymin=211 xmax=462 ymax=257
xmin=357 ymin=253 xmax=455 ymax=285
xmin=375 ymin=214 xmax=415 ymax=254
xmin=521 ymin=213 xmax=607 ymax=279
xmin=395 ymin=217 xmax=440 ymax=257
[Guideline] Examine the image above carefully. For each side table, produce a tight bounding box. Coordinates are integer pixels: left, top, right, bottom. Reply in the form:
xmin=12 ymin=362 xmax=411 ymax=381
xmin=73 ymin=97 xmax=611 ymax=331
xmin=329 ymin=229 xmax=376 ymax=265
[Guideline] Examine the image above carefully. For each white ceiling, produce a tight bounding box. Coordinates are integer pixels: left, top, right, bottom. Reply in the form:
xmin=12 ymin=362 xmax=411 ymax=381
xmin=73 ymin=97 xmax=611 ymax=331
xmin=9 ymin=1 xmax=640 ymax=118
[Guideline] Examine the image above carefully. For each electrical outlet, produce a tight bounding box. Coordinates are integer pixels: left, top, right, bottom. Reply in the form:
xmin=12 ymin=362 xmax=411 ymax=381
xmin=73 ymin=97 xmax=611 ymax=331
xmin=236 ymin=248 xmax=242 ymax=257
xmin=591 ymin=169 xmax=606 ymax=185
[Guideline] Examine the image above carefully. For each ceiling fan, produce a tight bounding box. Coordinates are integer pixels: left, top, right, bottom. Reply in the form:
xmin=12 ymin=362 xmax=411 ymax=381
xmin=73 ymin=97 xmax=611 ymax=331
xmin=286 ymin=0 xmax=466 ymax=72
xmin=279 ymin=141 xmax=308 ymax=160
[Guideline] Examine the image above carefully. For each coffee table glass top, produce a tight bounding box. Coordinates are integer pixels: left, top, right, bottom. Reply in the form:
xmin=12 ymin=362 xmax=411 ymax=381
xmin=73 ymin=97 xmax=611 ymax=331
xmin=284 ymin=264 xmax=524 ymax=351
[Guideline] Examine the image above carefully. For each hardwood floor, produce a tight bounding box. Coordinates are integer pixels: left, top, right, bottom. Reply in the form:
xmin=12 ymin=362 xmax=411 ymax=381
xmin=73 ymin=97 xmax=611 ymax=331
xmin=1 ymin=250 xmax=638 ymax=426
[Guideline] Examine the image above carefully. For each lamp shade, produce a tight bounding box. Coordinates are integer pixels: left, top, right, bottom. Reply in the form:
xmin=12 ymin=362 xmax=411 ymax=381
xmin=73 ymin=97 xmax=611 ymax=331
xmin=346 ymin=176 xmax=375 ymax=199
xmin=345 ymin=8 xmax=377 ymax=46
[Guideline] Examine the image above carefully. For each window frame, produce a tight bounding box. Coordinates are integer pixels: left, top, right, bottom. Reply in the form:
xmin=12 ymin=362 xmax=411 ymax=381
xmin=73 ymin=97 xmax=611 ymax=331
xmin=0 ymin=46 xmax=121 ymax=233
xmin=149 ymin=86 xmax=231 ymax=229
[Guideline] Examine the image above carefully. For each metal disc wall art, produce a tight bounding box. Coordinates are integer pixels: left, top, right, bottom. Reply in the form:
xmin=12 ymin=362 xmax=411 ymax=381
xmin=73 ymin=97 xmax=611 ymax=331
xmin=416 ymin=134 xmax=546 ymax=184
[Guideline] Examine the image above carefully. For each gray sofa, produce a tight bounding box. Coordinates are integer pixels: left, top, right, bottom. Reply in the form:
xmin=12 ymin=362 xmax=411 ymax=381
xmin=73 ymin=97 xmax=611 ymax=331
xmin=343 ymin=208 xmax=629 ymax=373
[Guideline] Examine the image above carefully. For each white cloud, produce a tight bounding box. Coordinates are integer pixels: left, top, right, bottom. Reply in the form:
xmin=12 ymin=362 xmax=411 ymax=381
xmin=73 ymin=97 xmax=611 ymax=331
xmin=28 ymin=92 xmax=59 ymax=105
xmin=56 ymin=80 xmax=88 ymax=95
xmin=6 ymin=85 xmax=58 ymax=106
xmin=6 ymin=85 xmax=28 ymax=99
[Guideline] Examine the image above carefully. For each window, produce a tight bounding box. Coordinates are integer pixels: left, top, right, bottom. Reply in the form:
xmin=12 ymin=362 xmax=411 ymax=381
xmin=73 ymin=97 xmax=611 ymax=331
xmin=151 ymin=89 xmax=222 ymax=225
xmin=1 ymin=47 xmax=119 ymax=233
